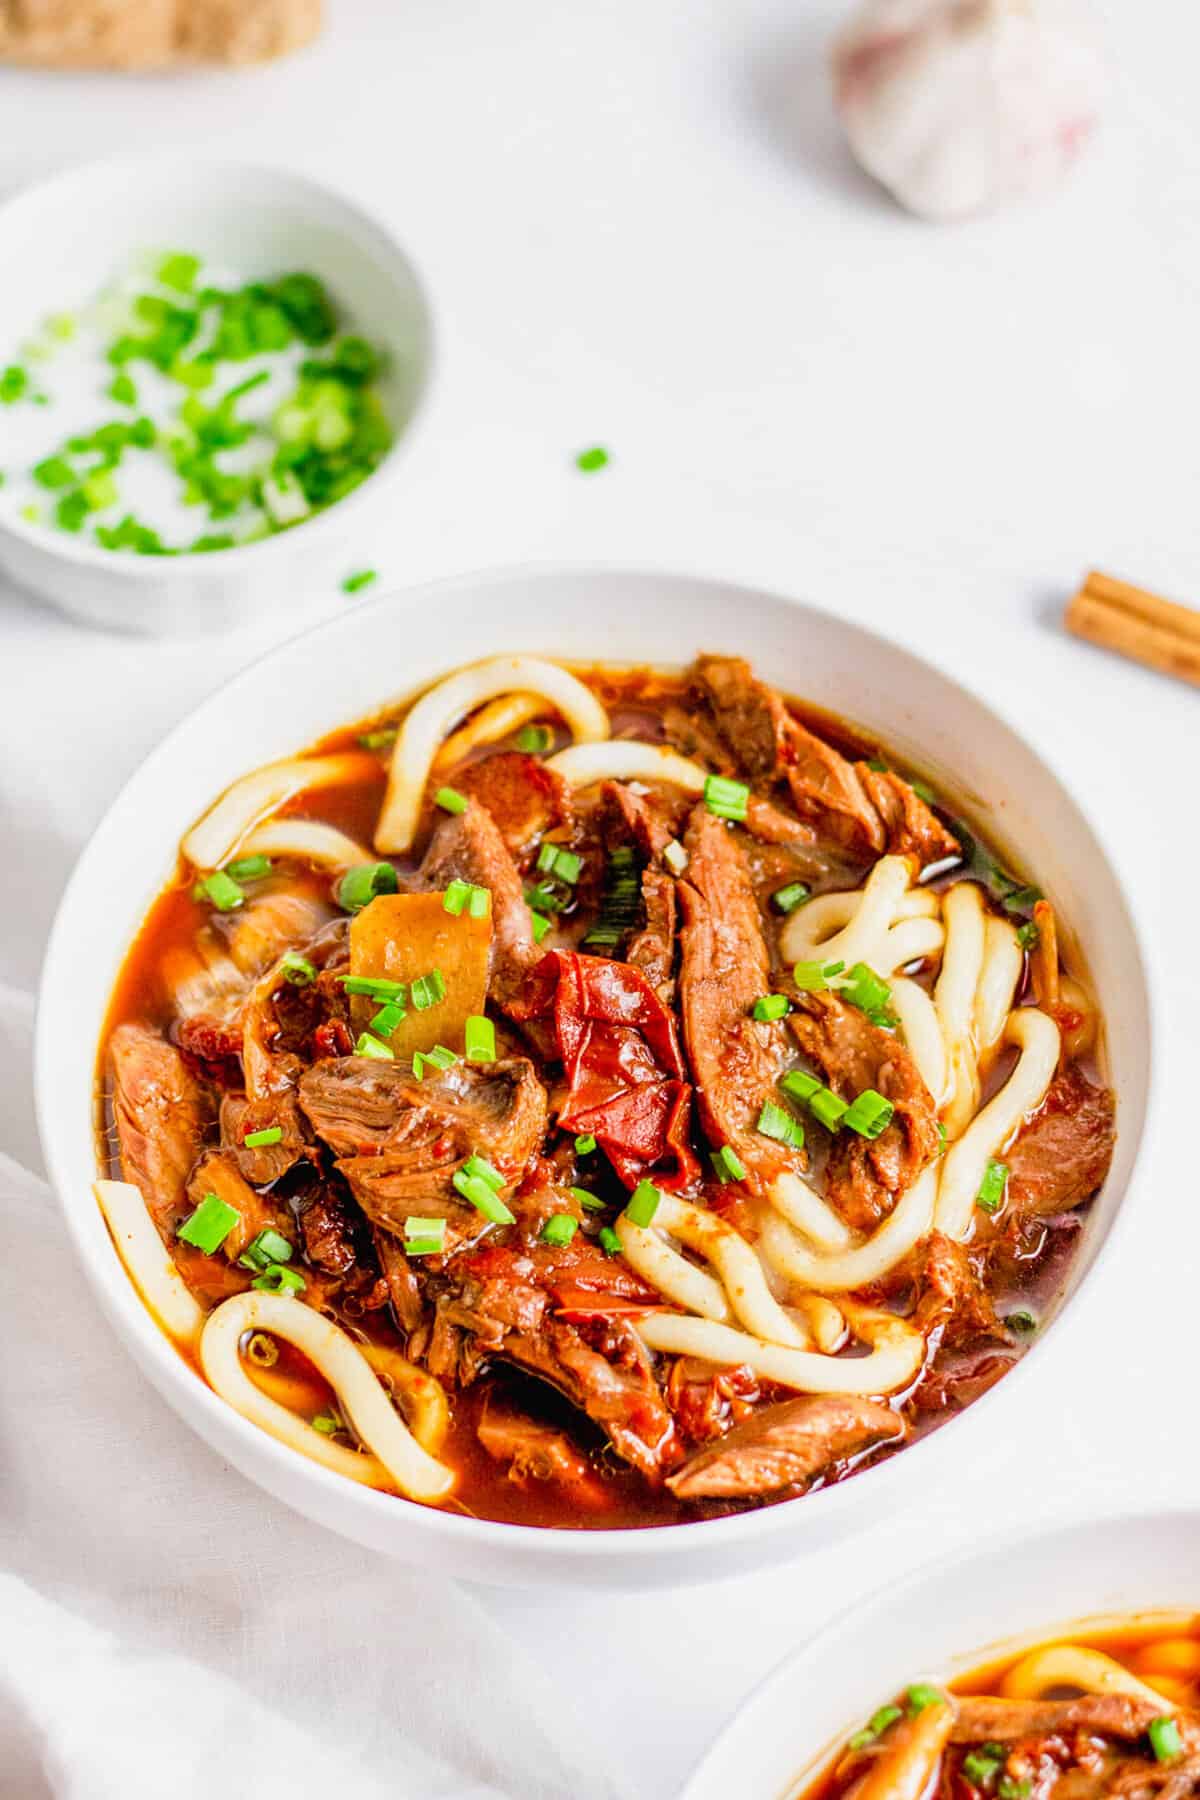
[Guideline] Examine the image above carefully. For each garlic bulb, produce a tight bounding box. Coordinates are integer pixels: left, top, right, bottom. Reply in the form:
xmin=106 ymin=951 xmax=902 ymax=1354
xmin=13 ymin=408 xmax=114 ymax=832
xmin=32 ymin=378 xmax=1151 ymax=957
xmin=831 ymin=0 xmax=1107 ymax=220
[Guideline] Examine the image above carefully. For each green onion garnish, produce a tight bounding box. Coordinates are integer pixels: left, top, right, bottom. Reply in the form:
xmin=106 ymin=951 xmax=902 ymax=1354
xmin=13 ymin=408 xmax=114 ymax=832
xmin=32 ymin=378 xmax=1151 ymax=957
xmin=525 ymin=882 xmax=566 ymax=914
xmin=177 ymin=1193 xmax=239 ymax=1254
xmin=910 ymin=779 xmax=937 ymax=805
xmin=809 ymin=1089 xmax=848 ymax=1131
xmin=465 ymin=1015 xmax=496 ymax=1063
xmin=410 ymin=969 xmax=447 ymax=1012
xmin=574 ymin=1134 xmax=597 ymax=1155
xmin=575 ymin=445 xmax=609 ymax=472
xmin=252 ymin=1264 xmax=306 ymax=1294
xmin=463 ymin=1154 xmax=505 ymax=1192
xmin=530 ymin=911 xmax=553 ymax=944
xmin=515 ymin=724 xmax=553 ymax=753
xmin=468 ymin=885 xmax=490 ymax=919
xmin=243 ymin=1126 xmax=283 ymax=1149
xmin=752 ymin=994 xmax=790 ymax=1022
xmin=1005 ymin=1310 xmax=1037 ymax=1334
xmin=358 ymin=726 xmax=398 ymax=751
xmin=355 ymin=1031 xmax=394 ymax=1061
xmin=452 ymin=1170 xmax=515 ymax=1224
xmin=33 ymin=455 xmax=75 ymax=490
xmin=443 ymin=879 xmax=471 ymax=915
xmin=703 ymin=774 xmax=749 ymax=822
xmin=905 ymin=1684 xmax=945 ymax=1715
xmin=312 ymin=1412 xmax=342 ymax=1435
xmin=842 ymin=1089 xmax=895 ymax=1139
xmin=1149 ymin=1719 xmax=1182 ymax=1764
xmin=571 ymin=1187 xmax=605 ymax=1213
xmin=997 ymin=1780 xmax=1032 ymax=1800
xmin=536 ymin=844 xmax=583 ymax=884
xmin=237 ymin=1228 xmax=294 ymax=1271
xmin=599 ymin=1226 xmax=623 ymax=1256
xmin=540 ymin=1214 xmax=578 ymax=1247
xmin=757 ymin=1101 xmax=804 ymax=1149
xmin=625 ymin=1180 xmax=662 ymax=1228
xmin=1017 ymin=920 xmax=1040 ymax=951
xmin=369 ymin=1001 xmax=406 ymax=1037
xmin=976 ymin=1158 xmax=1009 ymax=1214
xmin=341 ymin=569 xmax=377 ymax=594
xmin=412 ymin=1044 xmax=458 ymax=1079
xmin=336 ymin=860 xmax=398 ymax=912
xmin=848 ymin=1704 xmax=903 ymax=1751
xmin=962 ymin=1748 xmax=1005 ymax=1784
xmin=404 ymin=1216 xmax=447 ymax=1255
xmin=838 ymin=962 xmax=892 ymax=1018
xmin=224 ymin=853 xmax=272 ymax=882
xmin=435 ymin=786 xmax=468 ymax=815
xmin=710 ymin=1146 xmax=747 ymax=1184
xmin=339 ymin=974 xmax=406 ymax=999
xmin=781 ymin=1069 xmax=821 ymax=1102
xmin=108 ymin=371 xmax=139 ymax=407
xmin=192 ymin=869 xmax=245 ymax=912
xmin=792 ymin=958 xmax=845 ymax=991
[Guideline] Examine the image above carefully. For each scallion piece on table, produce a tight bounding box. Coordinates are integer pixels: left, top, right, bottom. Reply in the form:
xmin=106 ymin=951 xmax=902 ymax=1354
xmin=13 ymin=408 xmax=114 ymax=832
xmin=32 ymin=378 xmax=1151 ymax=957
xmin=975 ymin=1158 xmax=1009 ymax=1215
xmin=575 ymin=445 xmax=609 ymax=472
xmin=177 ymin=1193 xmax=239 ymax=1254
xmin=435 ymin=786 xmax=468 ymax=815
xmin=703 ymin=774 xmax=749 ymax=822
xmin=625 ymin=1180 xmax=661 ymax=1228
xmin=752 ymin=993 xmax=790 ymax=1022
xmin=336 ymin=860 xmax=398 ymax=912
xmin=243 ymin=1126 xmax=283 ymax=1149
xmin=710 ymin=1146 xmax=747 ymax=1184
xmin=464 ymin=1015 xmax=496 ymax=1063
xmin=540 ymin=1214 xmax=578 ymax=1247
xmin=341 ymin=569 xmax=377 ymax=594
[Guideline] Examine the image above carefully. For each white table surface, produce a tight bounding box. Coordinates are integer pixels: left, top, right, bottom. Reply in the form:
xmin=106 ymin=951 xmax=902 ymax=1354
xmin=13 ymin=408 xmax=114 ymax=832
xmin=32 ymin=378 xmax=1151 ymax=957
xmin=2 ymin=2 xmax=1198 ymax=1795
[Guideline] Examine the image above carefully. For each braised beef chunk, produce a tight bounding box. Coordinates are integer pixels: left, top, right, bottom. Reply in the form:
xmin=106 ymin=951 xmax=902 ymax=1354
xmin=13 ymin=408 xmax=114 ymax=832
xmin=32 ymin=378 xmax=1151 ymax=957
xmin=677 ymin=807 xmax=797 ymax=1190
xmin=949 ymin=1698 xmax=1185 ymax=1746
xmin=416 ymin=798 xmax=540 ymax=1008
xmin=110 ymin=1023 xmax=212 ymax=1232
xmin=185 ymin=1150 xmax=290 ymax=1261
xmin=693 ymin=652 xmax=791 ymax=781
xmin=908 ymin=1231 xmax=999 ymax=1347
xmin=453 ymin=751 xmax=571 ymax=859
xmin=666 ymin=1396 xmax=904 ymax=1499
xmin=789 ymin=992 xmax=939 ymax=1230
xmin=477 ymin=1405 xmax=593 ymax=1486
xmin=856 ymin=764 xmax=959 ymax=869
xmin=601 ymin=779 xmax=686 ymax=860
xmin=626 ymin=866 xmax=676 ymax=997
xmin=1006 ymin=1062 xmax=1116 ymax=1218
xmin=219 ymin=1089 xmax=309 ymax=1185
xmin=503 ymin=1316 xmax=681 ymax=1480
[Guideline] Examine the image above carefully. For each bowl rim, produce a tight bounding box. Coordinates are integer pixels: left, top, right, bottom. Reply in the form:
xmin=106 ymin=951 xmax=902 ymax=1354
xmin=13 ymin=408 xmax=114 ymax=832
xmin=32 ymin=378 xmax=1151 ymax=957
xmin=0 ymin=151 xmax=436 ymax=576
xmin=34 ymin=559 xmax=1159 ymax=1568
xmin=680 ymin=1499 xmax=1200 ymax=1798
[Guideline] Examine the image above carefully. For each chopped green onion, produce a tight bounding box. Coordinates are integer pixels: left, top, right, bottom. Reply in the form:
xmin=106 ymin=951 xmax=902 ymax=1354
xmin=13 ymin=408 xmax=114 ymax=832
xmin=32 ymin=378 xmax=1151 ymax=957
xmin=435 ymin=786 xmax=468 ymax=815
xmin=468 ymin=885 xmax=490 ymax=919
xmin=571 ymin=1187 xmax=605 ymax=1213
xmin=243 ymin=1126 xmax=283 ymax=1149
xmin=525 ymin=882 xmax=566 ymax=914
xmin=1149 ymin=1718 xmax=1182 ymax=1764
xmin=515 ymin=724 xmax=553 ymax=753
xmin=1005 ymin=1310 xmax=1038 ymax=1334
xmin=463 ymin=1154 xmax=505 ymax=1191
xmin=245 ymin=1332 xmax=278 ymax=1368
xmin=404 ymin=1216 xmax=447 ymax=1251
xmin=662 ymin=839 xmax=688 ymax=875
xmin=575 ymin=445 xmax=609 ymax=472
xmin=792 ymin=958 xmax=845 ymax=991
xmin=962 ymin=1749 xmax=1005 ymax=1785
xmin=355 ymin=1031 xmax=394 ymax=1060
xmin=224 ymin=853 xmax=272 ymax=882
xmin=443 ymin=879 xmax=471 ymax=915
xmin=251 ymin=1262 xmax=307 ymax=1294
xmin=756 ymin=1101 xmax=805 ymax=1149
xmin=703 ymin=773 xmax=749 ymax=822
xmin=465 ymin=1015 xmax=496 ymax=1062
xmin=781 ymin=1069 xmax=821 ymax=1102
xmin=336 ymin=860 xmax=398 ymax=911
xmin=710 ymin=1146 xmax=747 ymax=1184
xmin=848 ymin=1704 xmax=903 ymax=1750
xmin=752 ymin=993 xmax=790 ymax=1022
xmin=108 ymin=371 xmax=139 ymax=407
xmin=33 ymin=455 xmax=75 ymax=490
xmin=537 ymin=843 xmax=583 ymax=884
xmin=976 ymin=1158 xmax=1009 ymax=1215
xmin=997 ymin=1781 xmax=1032 ymax=1800
xmin=311 ymin=1412 xmax=342 ymax=1434
xmin=625 ymin=1180 xmax=661 ymax=1228
xmin=177 ymin=1193 xmax=239 ymax=1254
xmin=412 ymin=1044 xmax=458 ymax=1080
xmin=1017 ymin=920 xmax=1040 ymax=951
xmin=910 ymin=780 xmax=937 ymax=805
xmin=809 ymin=1088 xmax=848 ymax=1131
xmin=358 ymin=726 xmax=398 ymax=750
xmin=842 ymin=1089 xmax=895 ymax=1139
xmin=531 ymin=910 xmax=553 ymax=944
xmin=369 ymin=1001 xmax=407 ymax=1036
xmin=410 ymin=969 xmax=446 ymax=1012
xmin=936 ymin=1121 xmax=947 ymax=1153
xmin=341 ymin=569 xmax=377 ymax=594
xmin=452 ymin=1169 xmax=515 ymax=1224
xmin=157 ymin=251 xmax=201 ymax=293
xmin=905 ymin=1684 xmax=945 ymax=1715
xmin=0 ymin=364 xmax=29 ymax=404
xmin=237 ymin=1228 xmax=295 ymax=1270
xmin=339 ymin=974 xmax=406 ymax=999
xmin=599 ymin=1226 xmax=623 ymax=1256
xmin=574 ymin=1134 xmax=597 ymax=1155
xmin=540 ymin=1214 xmax=578 ymax=1247
xmin=404 ymin=1236 xmax=446 ymax=1256
xmin=838 ymin=962 xmax=893 ymax=1017
xmin=192 ymin=869 xmax=245 ymax=912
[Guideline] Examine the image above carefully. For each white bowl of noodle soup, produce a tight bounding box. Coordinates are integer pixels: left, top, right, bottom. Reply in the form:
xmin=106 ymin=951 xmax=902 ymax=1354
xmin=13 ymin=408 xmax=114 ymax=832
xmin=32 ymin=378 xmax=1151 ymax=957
xmin=682 ymin=1509 xmax=1200 ymax=1799
xmin=35 ymin=567 xmax=1151 ymax=1588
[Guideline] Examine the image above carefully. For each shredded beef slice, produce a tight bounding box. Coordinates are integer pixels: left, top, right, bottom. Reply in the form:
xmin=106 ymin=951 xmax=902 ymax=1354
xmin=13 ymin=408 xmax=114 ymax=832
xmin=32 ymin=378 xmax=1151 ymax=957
xmin=666 ymin=1396 xmax=904 ymax=1499
xmin=1005 ymin=1063 xmax=1116 ymax=1218
xmin=109 ymin=1023 xmax=211 ymax=1233
xmin=452 ymin=751 xmax=571 ymax=859
xmin=416 ymin=799 xmax=540 ymax=1009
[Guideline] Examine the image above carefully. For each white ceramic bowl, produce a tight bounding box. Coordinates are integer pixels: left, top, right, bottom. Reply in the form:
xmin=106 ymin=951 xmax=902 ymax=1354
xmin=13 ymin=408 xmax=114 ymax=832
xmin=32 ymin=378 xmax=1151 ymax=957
xmin=683 ymin=1507 xmax=1200 ymax=1799
xmin=0 ymin=155 xmax=434 ymax=636
xmin=35 ymin=567 xmax=1152 ymax=1589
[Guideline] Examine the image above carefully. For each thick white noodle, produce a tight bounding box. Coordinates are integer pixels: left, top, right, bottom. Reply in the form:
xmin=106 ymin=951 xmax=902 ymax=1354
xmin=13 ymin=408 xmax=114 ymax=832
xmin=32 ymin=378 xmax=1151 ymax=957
xmin=890 ymin=976 xmax=947 ymax=1104
xmin=934 ymin=1007 xmax=1061 ymax=1239
xmin=780 ymin=855 xmax=919 ymax=973
xmin=201 ymin=1291 xmax=455 ymax=1503
xmin=974 ymin=915 xmax=1023 ymax=1058
xmin=797 ymin=1295 xmax=848 ymax=1353
xmin=635 ymin=1302 xmax=924 ymax=1396
xmin=936 ymin=881 xmax=987 ymax=1139
xmin=183 ymin=753 xmax=374 ymax=872
xmin=94 ymin=1180 xmax=205 ymax=1346
xmin=616 ymin=1197 xmax=812 ymax=1348
xmin=999 ymin=1646 xmax=1167 ymax=1707
xmin=884 ymin=916 xmax=945 ymax=972
xmin=547 ymin=741 xmax=707 ymax=794
xmin=758 ymin=1164 xmax=939 ymax=1293
xmin=768 ymin=1170 xmax=853 ymax=1252
xmin=375 ymin=657 xmax=610 ymax=852
xmin=240 ymin=819 xmax=369 ymax=870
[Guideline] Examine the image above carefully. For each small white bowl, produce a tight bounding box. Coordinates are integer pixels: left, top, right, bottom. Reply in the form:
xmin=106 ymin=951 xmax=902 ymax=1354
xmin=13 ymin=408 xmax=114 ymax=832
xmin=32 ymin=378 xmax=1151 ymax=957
xmin=0 ymin=155 xmax=434 ymax=636
xmin=36 ymin=566 xmax=1152 ymax=1588
xmin=683 ymin=1507 xmax=1200 ymax=1799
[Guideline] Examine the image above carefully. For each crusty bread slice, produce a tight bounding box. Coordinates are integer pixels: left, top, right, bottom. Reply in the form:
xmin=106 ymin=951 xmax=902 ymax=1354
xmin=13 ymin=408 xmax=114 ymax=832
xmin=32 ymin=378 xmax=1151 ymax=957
xmin=0 ymin=0 xmax=323 ymax=68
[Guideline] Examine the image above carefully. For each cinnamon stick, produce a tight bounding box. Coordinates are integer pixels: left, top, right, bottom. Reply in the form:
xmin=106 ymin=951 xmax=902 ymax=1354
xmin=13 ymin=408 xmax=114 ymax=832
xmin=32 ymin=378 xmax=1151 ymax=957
xmin=1064 ymin=570 xmax=1200 ymax=688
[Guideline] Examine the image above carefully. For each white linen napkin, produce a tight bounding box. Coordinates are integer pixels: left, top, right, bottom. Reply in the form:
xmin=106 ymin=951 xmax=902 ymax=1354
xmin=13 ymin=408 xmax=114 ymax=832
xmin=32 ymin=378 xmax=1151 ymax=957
xmin=0 ymin=917 xmax=625 ymax=1800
